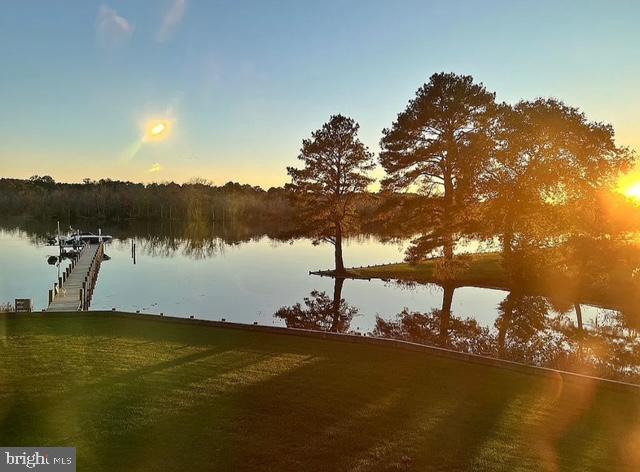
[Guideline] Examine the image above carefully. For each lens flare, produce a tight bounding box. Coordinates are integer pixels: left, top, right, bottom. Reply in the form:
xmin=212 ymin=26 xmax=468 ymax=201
xmin=144 ymin=120 xmax=171 ymax=141
xmin=151 ymin=123 xmax=166 ymax=136
xmin=120 ymin=118 xmax=174 ymax=162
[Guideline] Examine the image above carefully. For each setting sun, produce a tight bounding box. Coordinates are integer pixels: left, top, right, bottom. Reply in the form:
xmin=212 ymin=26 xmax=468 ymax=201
xmin=625 ymin=182 xmax=640 ymax=200
xmin=617 ymin=171 xmax=640 ymax=200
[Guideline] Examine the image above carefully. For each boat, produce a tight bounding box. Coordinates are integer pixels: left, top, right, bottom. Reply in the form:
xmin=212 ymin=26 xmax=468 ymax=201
xmin=47 ymin=223 xmax=113 ymax=250
xmin=59 ymin=230 xmax=113 ymax=246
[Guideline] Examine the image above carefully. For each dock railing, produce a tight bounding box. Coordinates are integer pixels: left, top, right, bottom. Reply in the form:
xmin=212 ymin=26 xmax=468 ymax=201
xmin=47 ymin=243 xmax=104 ymax=312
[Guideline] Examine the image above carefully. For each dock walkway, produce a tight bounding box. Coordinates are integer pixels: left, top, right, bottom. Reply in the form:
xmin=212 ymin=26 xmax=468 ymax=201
xmin=47 ymin=243 xmax=104 ymax=312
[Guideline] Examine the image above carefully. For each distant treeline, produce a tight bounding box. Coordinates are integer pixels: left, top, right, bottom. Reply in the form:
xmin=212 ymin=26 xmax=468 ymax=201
xmin=2 ymin=175 xmax=639 ymax=244
xmin=0 ymin=176 xmax=292 ymax=223
xmin=0 ymin=176 xmax=413 ymax=237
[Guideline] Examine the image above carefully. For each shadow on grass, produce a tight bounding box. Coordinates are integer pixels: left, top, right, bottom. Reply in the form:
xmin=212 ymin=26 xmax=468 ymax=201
xmin=2 ymin=314 xmax=640 ymax=471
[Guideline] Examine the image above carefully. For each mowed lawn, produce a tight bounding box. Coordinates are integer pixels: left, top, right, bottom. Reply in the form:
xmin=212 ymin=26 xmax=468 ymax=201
xmin=1 ymin=314 xmax=639 ymax=471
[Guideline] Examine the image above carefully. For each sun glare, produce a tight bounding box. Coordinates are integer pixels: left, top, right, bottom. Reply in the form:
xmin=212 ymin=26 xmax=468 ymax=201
xmin=617 ymin=171 xmax=640 ymax=201
xmin=151 ymin=123 xmax=166 ymax=135
xmin=144 ymin=119 xmax=171 ymax=141
xmin=625 ymin=182 xmax=640 ymax=200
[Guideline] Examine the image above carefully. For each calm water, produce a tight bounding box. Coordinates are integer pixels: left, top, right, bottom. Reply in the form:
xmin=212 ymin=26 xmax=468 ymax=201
xmin=0 ymin=228 xmax=520 ymax=329
xmin=1 ymin=224 xmax=634 ymax=382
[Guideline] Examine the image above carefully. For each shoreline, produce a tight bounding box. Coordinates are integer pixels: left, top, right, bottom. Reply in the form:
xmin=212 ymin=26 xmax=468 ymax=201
xmin=311 ymin=252 xmax=629 ymax=310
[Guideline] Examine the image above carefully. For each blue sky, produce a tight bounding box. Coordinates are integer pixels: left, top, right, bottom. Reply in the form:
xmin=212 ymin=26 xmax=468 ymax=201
xmin=1 ymin=0 xmax=639 ymax=187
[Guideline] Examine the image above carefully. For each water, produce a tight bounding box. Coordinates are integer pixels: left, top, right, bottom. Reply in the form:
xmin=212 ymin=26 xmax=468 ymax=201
xmin=0 ymin=228 xmax=510 ymax=330
xmin=0 ymin=223 xmax=635 ymax=383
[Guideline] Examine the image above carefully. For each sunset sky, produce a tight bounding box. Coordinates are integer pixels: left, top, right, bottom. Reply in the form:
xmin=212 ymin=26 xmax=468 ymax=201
xmin=1 ymin=0 xmax=639 ymax=188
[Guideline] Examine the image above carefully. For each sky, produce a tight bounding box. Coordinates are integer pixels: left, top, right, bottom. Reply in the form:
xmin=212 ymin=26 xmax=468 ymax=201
xmin=1 ymin=0 xmax=639 ymax=188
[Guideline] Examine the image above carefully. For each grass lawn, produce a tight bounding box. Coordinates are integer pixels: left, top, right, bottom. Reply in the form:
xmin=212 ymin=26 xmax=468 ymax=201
xmin=349 ymin=252 xmax=507 ymax=288
xmin=1 ymin=313 xmax=639 ymax=471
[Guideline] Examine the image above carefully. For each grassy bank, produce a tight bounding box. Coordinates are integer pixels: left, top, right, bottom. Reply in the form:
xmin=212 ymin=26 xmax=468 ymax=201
xmin=348 ymin=252 xmax=507 ymax=288
xmin=346 ymin=252 xmax=633 ymax=309
xmin=1 ymin=313 xmax=639 ymax=471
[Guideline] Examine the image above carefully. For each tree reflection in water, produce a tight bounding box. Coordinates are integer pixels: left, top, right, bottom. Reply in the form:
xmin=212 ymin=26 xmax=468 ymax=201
xmin=0 ymin=216 xmax=303 ymax=261
xmin=373 ymin=306 xmax=494 ymax=355
xmin=495 ymin=293 xmax=561 ymax=365
xmin=378 ymin=288 xmax=640 ymax=383
xmin=278 ymin=280 xmax=640 ymax=383
xmin=274 ymin=278 xmax=359 ymax=333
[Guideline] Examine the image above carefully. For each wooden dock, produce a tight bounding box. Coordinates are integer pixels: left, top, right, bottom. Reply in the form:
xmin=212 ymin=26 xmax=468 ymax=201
xmin=47 ymin=243 xmax=105 ymax=312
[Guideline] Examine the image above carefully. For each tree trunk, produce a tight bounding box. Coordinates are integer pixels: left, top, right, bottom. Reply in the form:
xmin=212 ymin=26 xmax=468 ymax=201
xmin=575 ymin=303 xmax=583 ymax=331
xmin=439 ymin=284 xmax=455 ymax=346
xmin=502 ymin=231 xmax=513 ymax=259
xmin=442 ymin=141 xmax=456 ymax=262
xmin=442 ymin=193 xmax=455 ymax=261
xmin=443 ymin=232 xmax=454 ymax=261
xmin=497 ymin=298 xmax=514 ymax=358
xmin=330 ymin=277 xmax=345 ymax=332
xmin=502 ymin=229 xmax=520 ymax=283
xmin=334 ymin=223 xmax=345 ymax=274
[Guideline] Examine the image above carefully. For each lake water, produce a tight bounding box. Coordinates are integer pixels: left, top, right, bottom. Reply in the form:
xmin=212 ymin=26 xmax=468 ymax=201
xmin=0 ymin=223 xmax=636 ymax=383
xmin=0 ymin=227 xmax=516 ymax=329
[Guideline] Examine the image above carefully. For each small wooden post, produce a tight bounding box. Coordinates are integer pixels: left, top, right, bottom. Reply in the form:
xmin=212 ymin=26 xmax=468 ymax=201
xmin=79 ymin=288 xmax=85 ymax=310
xmin=48 ymin=289 xmax=53 ymax=305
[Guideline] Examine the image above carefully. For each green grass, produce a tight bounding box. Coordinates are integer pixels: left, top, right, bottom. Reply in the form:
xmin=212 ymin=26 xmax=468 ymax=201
xmin=348 ymin=253 xmax=635 ymax=309
xmin=349 ymin=252 xmax=507 ymax=288
xmin=1 ymin=313 xmax=640 ymax=471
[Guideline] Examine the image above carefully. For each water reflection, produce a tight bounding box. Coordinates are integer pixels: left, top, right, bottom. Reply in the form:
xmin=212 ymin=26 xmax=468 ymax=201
xmin=0 ymin=216 xmax=303 ymax=260
xmin=275 ymin=279 xmax=359 ymax=333
xmin=2 ymin=217 xmax=402 ymax=263
xmin=0 ymin=220 xmax=414 ymax=323
xmin=4 ymin=218 xmax=640 ymax=383
xmin=277 ymin=281 xmax=640 ymax=384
